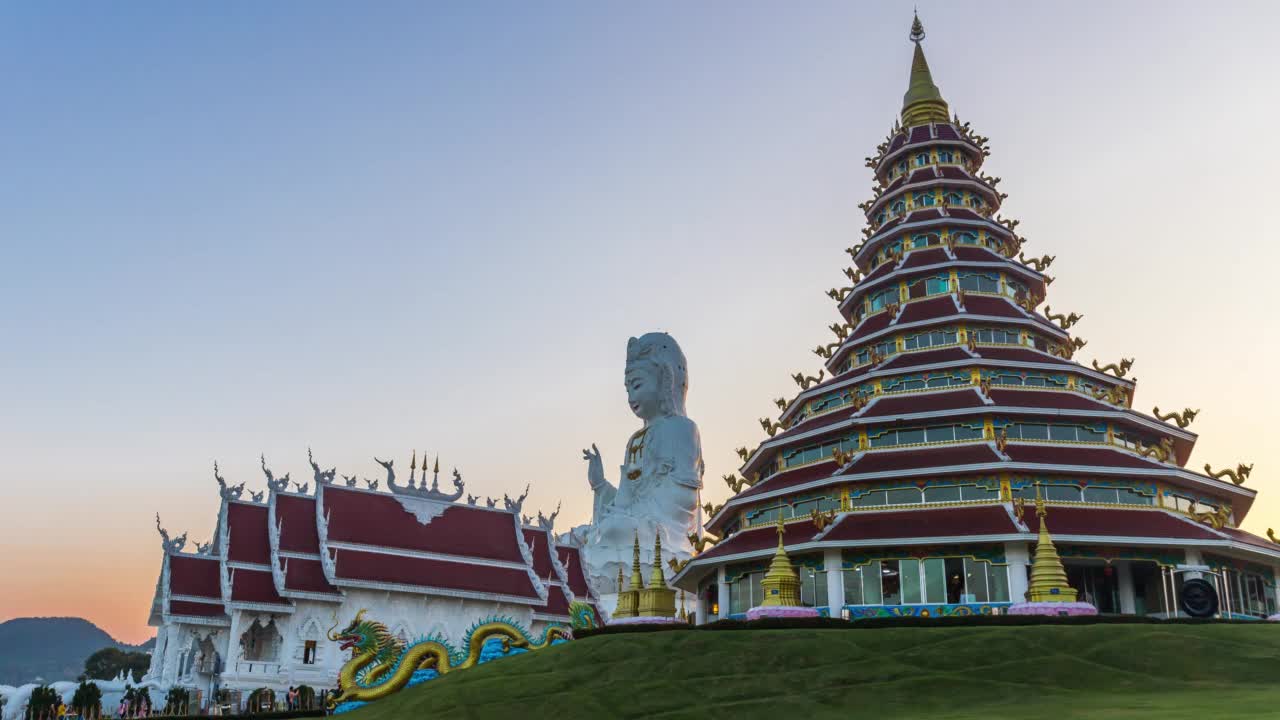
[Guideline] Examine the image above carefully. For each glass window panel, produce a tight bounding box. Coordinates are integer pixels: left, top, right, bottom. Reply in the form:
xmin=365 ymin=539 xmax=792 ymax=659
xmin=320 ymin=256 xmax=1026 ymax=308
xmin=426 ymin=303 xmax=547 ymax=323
xmin=881 ymin=560 xmax=902 ymax=605
xmin=1078 ymin=426 xmax=1107 ymax=442
xmin=886 ymin=488 xmax=921 ymax=505
xmin=923 ymin=558 xmax=947 ymax=603
xmin=752 ymin=572 xmax=765 ymax=608
xmin=812 ymin=568 xmax=827 ymax=608
xmin=954 ymin=424 xmax=984 ymax=441
xmin=961 ymin=485 xmax=1000 ymax=501
xmin=925 ymin=425 xmax=955 ymax=442
xmin=1011 ymin=485 xmax=1037 ymax=501
xmin=1049 ymin=425 xmax=1077 ymax=441
xmin=1117 ymin=490 xmax=1153 ymax=506
xmin=852 ymin=491 xmax=887 ymax=507
xmin=945 ymin=558 xmax=965 ymax=603
xmin=964 ymin=558 xmax=990 ymax=602
xmin=863 ymin=562 xmax=883 ymax=605
xmin=1083 ymin=487 xmax=1120 ymax=504
xmin=988 ymin=564 xmax=1010 ymax=602
xmin=898 ymin=428 xmax=926 ymax=445
xmin=1020 ymin=424 xmax=1050 ymax=440
xmin=1046 ymin=485 xmax=1080 ymax=502
xmin=843 ymin=568 xmax=864 ymax=605
xmin=923 ymin=485 xmax=962 ymax=503
xmin=900 ymin=559 xmax=923 ymax=604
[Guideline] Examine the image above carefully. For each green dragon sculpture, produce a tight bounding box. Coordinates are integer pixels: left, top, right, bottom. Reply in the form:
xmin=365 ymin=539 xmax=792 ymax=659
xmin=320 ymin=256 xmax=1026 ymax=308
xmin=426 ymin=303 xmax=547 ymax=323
xmin=326 ymin=609 xmax=573 ymax=711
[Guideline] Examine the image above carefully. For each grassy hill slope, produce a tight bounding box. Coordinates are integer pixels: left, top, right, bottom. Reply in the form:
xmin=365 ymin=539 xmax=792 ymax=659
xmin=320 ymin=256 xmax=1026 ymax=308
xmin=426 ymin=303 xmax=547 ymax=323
xmin=350 ymin=624 xmax=1280 ymax=720
xmin=0 ymin=617 xmax=150 ymax=686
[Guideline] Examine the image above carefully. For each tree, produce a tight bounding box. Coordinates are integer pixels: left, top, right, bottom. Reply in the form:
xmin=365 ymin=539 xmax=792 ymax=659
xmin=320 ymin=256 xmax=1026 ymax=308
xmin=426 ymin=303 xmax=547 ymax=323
xmin=164 ymin=688 xmax=190 ymax=716
xmin=71 ymin=681 xmax=102 ymax=718
xmin=24 ymin=686 xmax=59 ymax=720
xmin=82 ymin=648 xmax=150 ymax=683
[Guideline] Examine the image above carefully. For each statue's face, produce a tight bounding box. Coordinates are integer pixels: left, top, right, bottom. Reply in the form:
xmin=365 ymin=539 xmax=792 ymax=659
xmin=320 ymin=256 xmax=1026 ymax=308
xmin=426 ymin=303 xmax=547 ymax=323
xmin=625 ymin=364 xmax=662 ymax=421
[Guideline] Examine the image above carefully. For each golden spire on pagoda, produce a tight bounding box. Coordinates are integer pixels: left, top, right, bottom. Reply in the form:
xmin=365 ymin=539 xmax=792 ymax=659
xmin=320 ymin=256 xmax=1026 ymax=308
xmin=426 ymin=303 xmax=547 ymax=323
xmin=759 ymin=516 xmax=802 ymax=607
xmin=901 ymin=11 xmax=950 ymax=128
xmin=1026 ymin=483 xmax=1078 ymax=602
xmin=629 ymin=531 xmax=645 ymax=591
xmin=648 ymin=532 xmax=666 ymax=588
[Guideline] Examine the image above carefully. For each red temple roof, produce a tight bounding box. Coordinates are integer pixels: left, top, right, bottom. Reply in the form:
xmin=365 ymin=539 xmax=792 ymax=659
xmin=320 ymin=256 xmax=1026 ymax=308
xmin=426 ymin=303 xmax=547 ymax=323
xmin=321 ymin=486 xmax=525 ymax=564
xmin=821 ymin=505 xmax=1018 ymax=542
xmin=167 ymin=600 xmax=226 ymax=619
xmin=734 ymin=461 xmax=842 ymax=501
xmin=555 ymin=545 xmax=595 ymax=600
xmin=329 ymin=547 xmax=541 ymax=600
xmin=695 ymin=524 xmax=817 ymax=562
xmin=901 ymin=247 xmax=949 ymax=269
xmin=279 ymin=557 xmax=340 ymax=596
xmin=229 ymin=568 xmax=289 ymax=607
xmin=896 ymin=296 xmax=957 ymax=325
xmin=1002 ymin=444 xmax=1167 ymax=471
xmin=1022 ymin=507 xmax=1221 ymax=541
xmin=987 ymin=388 xmax=1113 ymax=412
xmin=973 ymin=346 xmax=1072 ymax=365
xmin=951 ymin=246 xmax=1002 ymax=262
xmin=849 ymin=443 xmax=1001 ymax=475
xmin=533 ymin=585 xmax=573 ymax=618
xmin=858 ymin=388 xmax=985 ymax=418
xmin=849 ymin=311 xmax=894 ymax=341
xmin=1215 ymin=528 xmax=1280 ymax=554
xmin=226 ymin=502 xmax=272 ymax=566
xmin=522 ymin=528 xmax=559 ymax=580
xmin=959 ymin=295 xmax=1024 ymax=319
xmin=878 ymin=347 xmax=971 ymax=370
xmin=169 ymin=555 xmax=222 ymax=599
xmin=274 ymin=494 xmax=321 ymax=554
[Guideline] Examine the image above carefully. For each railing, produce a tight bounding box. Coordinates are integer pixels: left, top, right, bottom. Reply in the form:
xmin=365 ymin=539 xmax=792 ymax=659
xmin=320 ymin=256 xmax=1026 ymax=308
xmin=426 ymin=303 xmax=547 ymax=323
xmin=235 ymin=661 xmax=284 ymax=675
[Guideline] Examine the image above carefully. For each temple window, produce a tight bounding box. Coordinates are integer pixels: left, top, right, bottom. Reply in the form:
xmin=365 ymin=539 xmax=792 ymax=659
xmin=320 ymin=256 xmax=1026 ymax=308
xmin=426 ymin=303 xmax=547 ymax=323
xmin=924 ymin=274 xmax=951 ymax=295
xmin=985 ymin=370 xmax=1069 ymax=388
xmin=914 ymin=191 xmax=935 ymax=207
xmin=911 ymin=232 xmax=937 ymax=248
xmin=896 ymin=159 xmax=909 ymax=174
xmin=853 ymin=483 xmax=997 ymax=508
xmin=915 ymin=152 xmax=930 ymax=166
xmin=869 ymin=287 xmax=899 ymax=312
xmin=844 ymin=557 xmax=1009 ymax=607
xmin=302 ymin=641 xmax=317 ymax=665
xmin=902 ymin=327 xmax=958 ymax=351
xmin=1004 ymin=278 xmax=1028 ymax=298
xmin=239 ymin=619 xmax=282 ymax=662
xmin=891 ymin=200 xmax=906 ymax=215
xmin=937 ymin=149 xmax=955 ymax=163
xmin=781 ymin=436 xmax=860 ymax=469
xmin=972 ymin=327 xmax=1021 ymax=345
xmin=954 ymin=231 xmax=979 ymax=245
xmin=944 ymin=190 xmax=964 ymax=205
xmin=1011 ymin=481 xmax=1154 ymax=506
xmin=867 ymin=421 xmax=984 ymax=448
xmin=798 ymin=564 xmax=828 ymax=607
xmin=1001 ymin=420 xmax=1107 ymax=443
xmin=875 ymin=211 xmax=887 ymax=226
xmin=957 ymin=272 xmax=999 ymax=294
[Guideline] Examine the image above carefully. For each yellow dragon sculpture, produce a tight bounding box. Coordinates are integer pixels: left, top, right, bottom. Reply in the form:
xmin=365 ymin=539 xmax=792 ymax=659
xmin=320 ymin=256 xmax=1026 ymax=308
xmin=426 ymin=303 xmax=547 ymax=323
xmin=735 ymin=446 xmax=752 ymax=461
xmin=791 ymin=370 xmax=824 ymax=390
xmin=723 ymin=473 xmax=752 ymax=493
xmin=1153 ymin=407 xmax=1199 ymax=429
xmin=826 ymin=287 xmax=855 ymax=302
xmin=1092 ymin=358 xmax=1135 ymax=378
xmin=1135 ymin=437 xmax=1175 ymax=463
xmin=1018 ymin=253 xmax=1055 ymax=272
xmin=689 ymin=532 xmax=721 ymax=553
xmin=1043 ymin=306 xmax=1082 ymax=330
xmin=327 ymin=610 xmax=572 ymax=710
xmin=759 ymin=417 xmax=786 ymax=437
xmin=1204 ymin=463 xmax=1253 ymax=486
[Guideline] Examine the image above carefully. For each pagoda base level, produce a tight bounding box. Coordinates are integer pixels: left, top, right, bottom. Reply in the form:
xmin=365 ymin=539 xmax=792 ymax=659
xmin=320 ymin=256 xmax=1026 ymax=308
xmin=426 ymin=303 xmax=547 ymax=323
xmin=1007 ymin=601 xmax=1098 ymax=617
xmin=609 ymin=615 xmax=682 ymax=626
xmin=745 ymin=605 xmax=821 ymax=621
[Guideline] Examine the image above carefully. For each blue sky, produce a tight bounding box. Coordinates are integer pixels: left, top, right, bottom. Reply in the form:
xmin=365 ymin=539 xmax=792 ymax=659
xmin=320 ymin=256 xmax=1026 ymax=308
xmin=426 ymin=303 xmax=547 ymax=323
xmin=2 ymin=2 xmax=1278 ymax=641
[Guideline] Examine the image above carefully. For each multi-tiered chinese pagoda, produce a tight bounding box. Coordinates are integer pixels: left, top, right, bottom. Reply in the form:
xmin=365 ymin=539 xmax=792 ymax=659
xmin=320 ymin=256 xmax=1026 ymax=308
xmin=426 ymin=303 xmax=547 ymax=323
xmin=672 ymin=16 xmax=1279 ymax=622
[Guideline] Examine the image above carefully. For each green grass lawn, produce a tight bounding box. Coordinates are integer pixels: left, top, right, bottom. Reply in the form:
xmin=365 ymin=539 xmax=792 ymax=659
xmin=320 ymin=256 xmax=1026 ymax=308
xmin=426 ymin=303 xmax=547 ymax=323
xmin=349 ymin=624 xmax=1280 ymax=720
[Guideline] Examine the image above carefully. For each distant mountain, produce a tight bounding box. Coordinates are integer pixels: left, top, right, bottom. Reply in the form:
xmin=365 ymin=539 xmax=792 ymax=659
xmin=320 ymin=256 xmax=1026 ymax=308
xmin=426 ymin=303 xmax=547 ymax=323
xmin=0 ymin=617 xmax=153 ymax=686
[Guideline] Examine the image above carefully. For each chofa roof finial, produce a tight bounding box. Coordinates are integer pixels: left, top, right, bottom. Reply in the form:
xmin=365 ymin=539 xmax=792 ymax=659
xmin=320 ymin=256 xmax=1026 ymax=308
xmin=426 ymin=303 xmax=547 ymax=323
xmin=910 ymin=8 xmax=925 ymax=43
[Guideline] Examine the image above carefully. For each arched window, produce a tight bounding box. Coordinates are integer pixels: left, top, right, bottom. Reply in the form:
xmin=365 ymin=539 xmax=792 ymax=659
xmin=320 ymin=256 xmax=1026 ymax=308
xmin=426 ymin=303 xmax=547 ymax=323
xmin=914 ymin=191 xmax=935 ymax=207
xmin=953 ymin=231 xmax=978 ymax=245
xmin=915 ymin=152 xmax=931 ymax=166
xmin=957 ymin=272 xmax=999 ymax=293
xmin=937 ymin=149 xmax=955 ymax=163
xmin=924 ymin=274 xmax=951 ymax=295
xmin=891 ymin=200 xmax=906 ymax=215
xmin=945 ymin=191 xmax=965 ymax=205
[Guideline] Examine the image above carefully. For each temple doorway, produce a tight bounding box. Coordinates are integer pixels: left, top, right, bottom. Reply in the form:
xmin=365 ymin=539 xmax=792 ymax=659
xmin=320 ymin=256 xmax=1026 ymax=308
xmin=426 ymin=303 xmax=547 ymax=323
xmin=1064 ymin=562 xmax=1120 ymax=613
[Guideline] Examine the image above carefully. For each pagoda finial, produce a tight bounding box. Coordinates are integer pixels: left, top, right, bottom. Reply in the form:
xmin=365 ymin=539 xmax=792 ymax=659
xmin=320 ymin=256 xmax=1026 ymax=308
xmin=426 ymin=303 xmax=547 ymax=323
xmin=648 ymin=531 xmax=667 ymax=588
xmin=1026 ymin=482 xmax=1078 ymax=602
xmin=910 ymin=8 xmax=925 ymax=43
xmin=901 ymin=11 xmax=950 ymax=127
xmin=629 ymin=531 xmax=645 ymax=590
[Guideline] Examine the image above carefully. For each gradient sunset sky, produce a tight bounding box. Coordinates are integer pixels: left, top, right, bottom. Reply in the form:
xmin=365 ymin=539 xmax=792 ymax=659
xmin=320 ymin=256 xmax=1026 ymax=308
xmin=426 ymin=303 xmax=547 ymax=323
xmin=3 ymin=2 xmax=1278 ymax=645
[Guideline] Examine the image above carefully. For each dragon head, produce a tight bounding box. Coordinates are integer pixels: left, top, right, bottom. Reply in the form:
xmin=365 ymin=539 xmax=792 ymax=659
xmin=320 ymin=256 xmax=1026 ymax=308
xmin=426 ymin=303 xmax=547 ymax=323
xmin=329 ymin=609 xmax=390 ymax=655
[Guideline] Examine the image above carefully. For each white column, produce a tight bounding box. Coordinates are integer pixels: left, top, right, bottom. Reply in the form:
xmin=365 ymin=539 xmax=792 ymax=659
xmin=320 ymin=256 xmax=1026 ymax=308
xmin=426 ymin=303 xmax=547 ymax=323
xmin=1183 ymin=548 xmax=1204 ymax=580
xmin=1272 ymin=566 xmax=1280 ymax=617
xmin=716 ymin=566 xmax=730 ymax=619
xmin=694 ymin=584 xmax=708 ymax=625
xmin=824 ymin=549 xmax=845 ymax=614
xmin=1116 ymin=561 xmax=1137 ymax=615
xmin=1004 ymin=542 xmax=1031 ymax=603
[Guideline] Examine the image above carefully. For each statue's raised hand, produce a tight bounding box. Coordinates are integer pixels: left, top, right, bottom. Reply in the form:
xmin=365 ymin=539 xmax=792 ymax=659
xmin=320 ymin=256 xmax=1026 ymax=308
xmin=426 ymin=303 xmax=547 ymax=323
xmin=582 ymin=443 xmax=605 ymax=489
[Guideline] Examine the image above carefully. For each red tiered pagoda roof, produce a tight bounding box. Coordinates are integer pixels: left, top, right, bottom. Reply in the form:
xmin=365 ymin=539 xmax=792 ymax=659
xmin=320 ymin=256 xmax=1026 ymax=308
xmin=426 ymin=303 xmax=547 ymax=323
xmin=687 ymin=14 xmax=1269 ymax=590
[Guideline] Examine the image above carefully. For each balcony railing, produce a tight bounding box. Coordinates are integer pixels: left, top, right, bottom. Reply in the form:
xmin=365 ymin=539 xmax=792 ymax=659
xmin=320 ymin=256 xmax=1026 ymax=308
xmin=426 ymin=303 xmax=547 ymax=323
xmin=235 ymin=661 xmax=284 ymax=675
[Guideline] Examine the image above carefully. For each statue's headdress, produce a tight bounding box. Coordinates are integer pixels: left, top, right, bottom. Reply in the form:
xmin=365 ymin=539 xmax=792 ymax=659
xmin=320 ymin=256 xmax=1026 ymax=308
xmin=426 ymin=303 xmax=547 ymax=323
xmin=626 ymin=332 xmax=688 ymax=417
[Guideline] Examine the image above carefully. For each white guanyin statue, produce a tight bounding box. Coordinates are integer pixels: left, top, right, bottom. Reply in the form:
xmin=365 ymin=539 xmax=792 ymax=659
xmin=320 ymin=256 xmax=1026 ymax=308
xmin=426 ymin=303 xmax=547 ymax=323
xmin=571 ymin=332 xmax=704 ymax=606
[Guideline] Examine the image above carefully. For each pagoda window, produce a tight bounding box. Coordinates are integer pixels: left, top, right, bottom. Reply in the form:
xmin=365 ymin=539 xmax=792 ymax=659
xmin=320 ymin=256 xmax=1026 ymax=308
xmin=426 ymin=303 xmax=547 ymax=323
xmin=911 ymin=233 xmax=937 ymax=248
xmin=954 ymin=231 xmax=979 ymax=245
xmin=944 ymin=190 xmax=965 ymax=205
xmin=973 ymin=327 xmax=1020 ymax=345
xmin=874 ymin=339 xmax=896 ymax=359
xmin=902 ymin=327 xmax=958 ymax=351
xmin=960 ymin=484 xmax=999 ymax=501
xmin=937 ymin=149 xmax=955 ymax=163
xmin=896 ymin=159 xmax=909 ymax=174
xmin=855 ymin=349 xmax=870 ymax=365
xmin=885 ymin=487 xmax=922 ymax=505
xmin=798 ymin=564 xmax=828 ymax=608
xmin=1004 ymin=278 xmax=1028 ymax=299
xmin=1004 ymin=421 xmax=1106 ymax=443
xmin=845 ymin=557 xmax=1009 ymax=607
xmin=915 ymin=152 xmax=930 ymax=166
xmin=922 ymin=485 xmax=961 ymax=503
xmin=867 ymin=422 xmax=983 ymax=448
xmin=924 ymin=274 xmax=951 ymax=295
xmin=850 ymin=490 xmax=887 ymax=508
xmin=728 ymin=572 xmax=765 ymax=615
xmin=792 ymin=496 xmax=841 ymax=516
xmin=957 ymin=272 xmax=999 ymax=293
xmin=891 ymin=200 xmax=907 ymax=215
xmin=914 ymin=191 xmax=935 ymax=207
xmin=875 ymin=210 xmax=887 ymax=226
xmin=843 ymin=562 xmax=883 ymax=605
xmin=869 ymin=287 xmax=898 ymax=312
xmin=781 ymin=436 xmax=859 ymax=469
